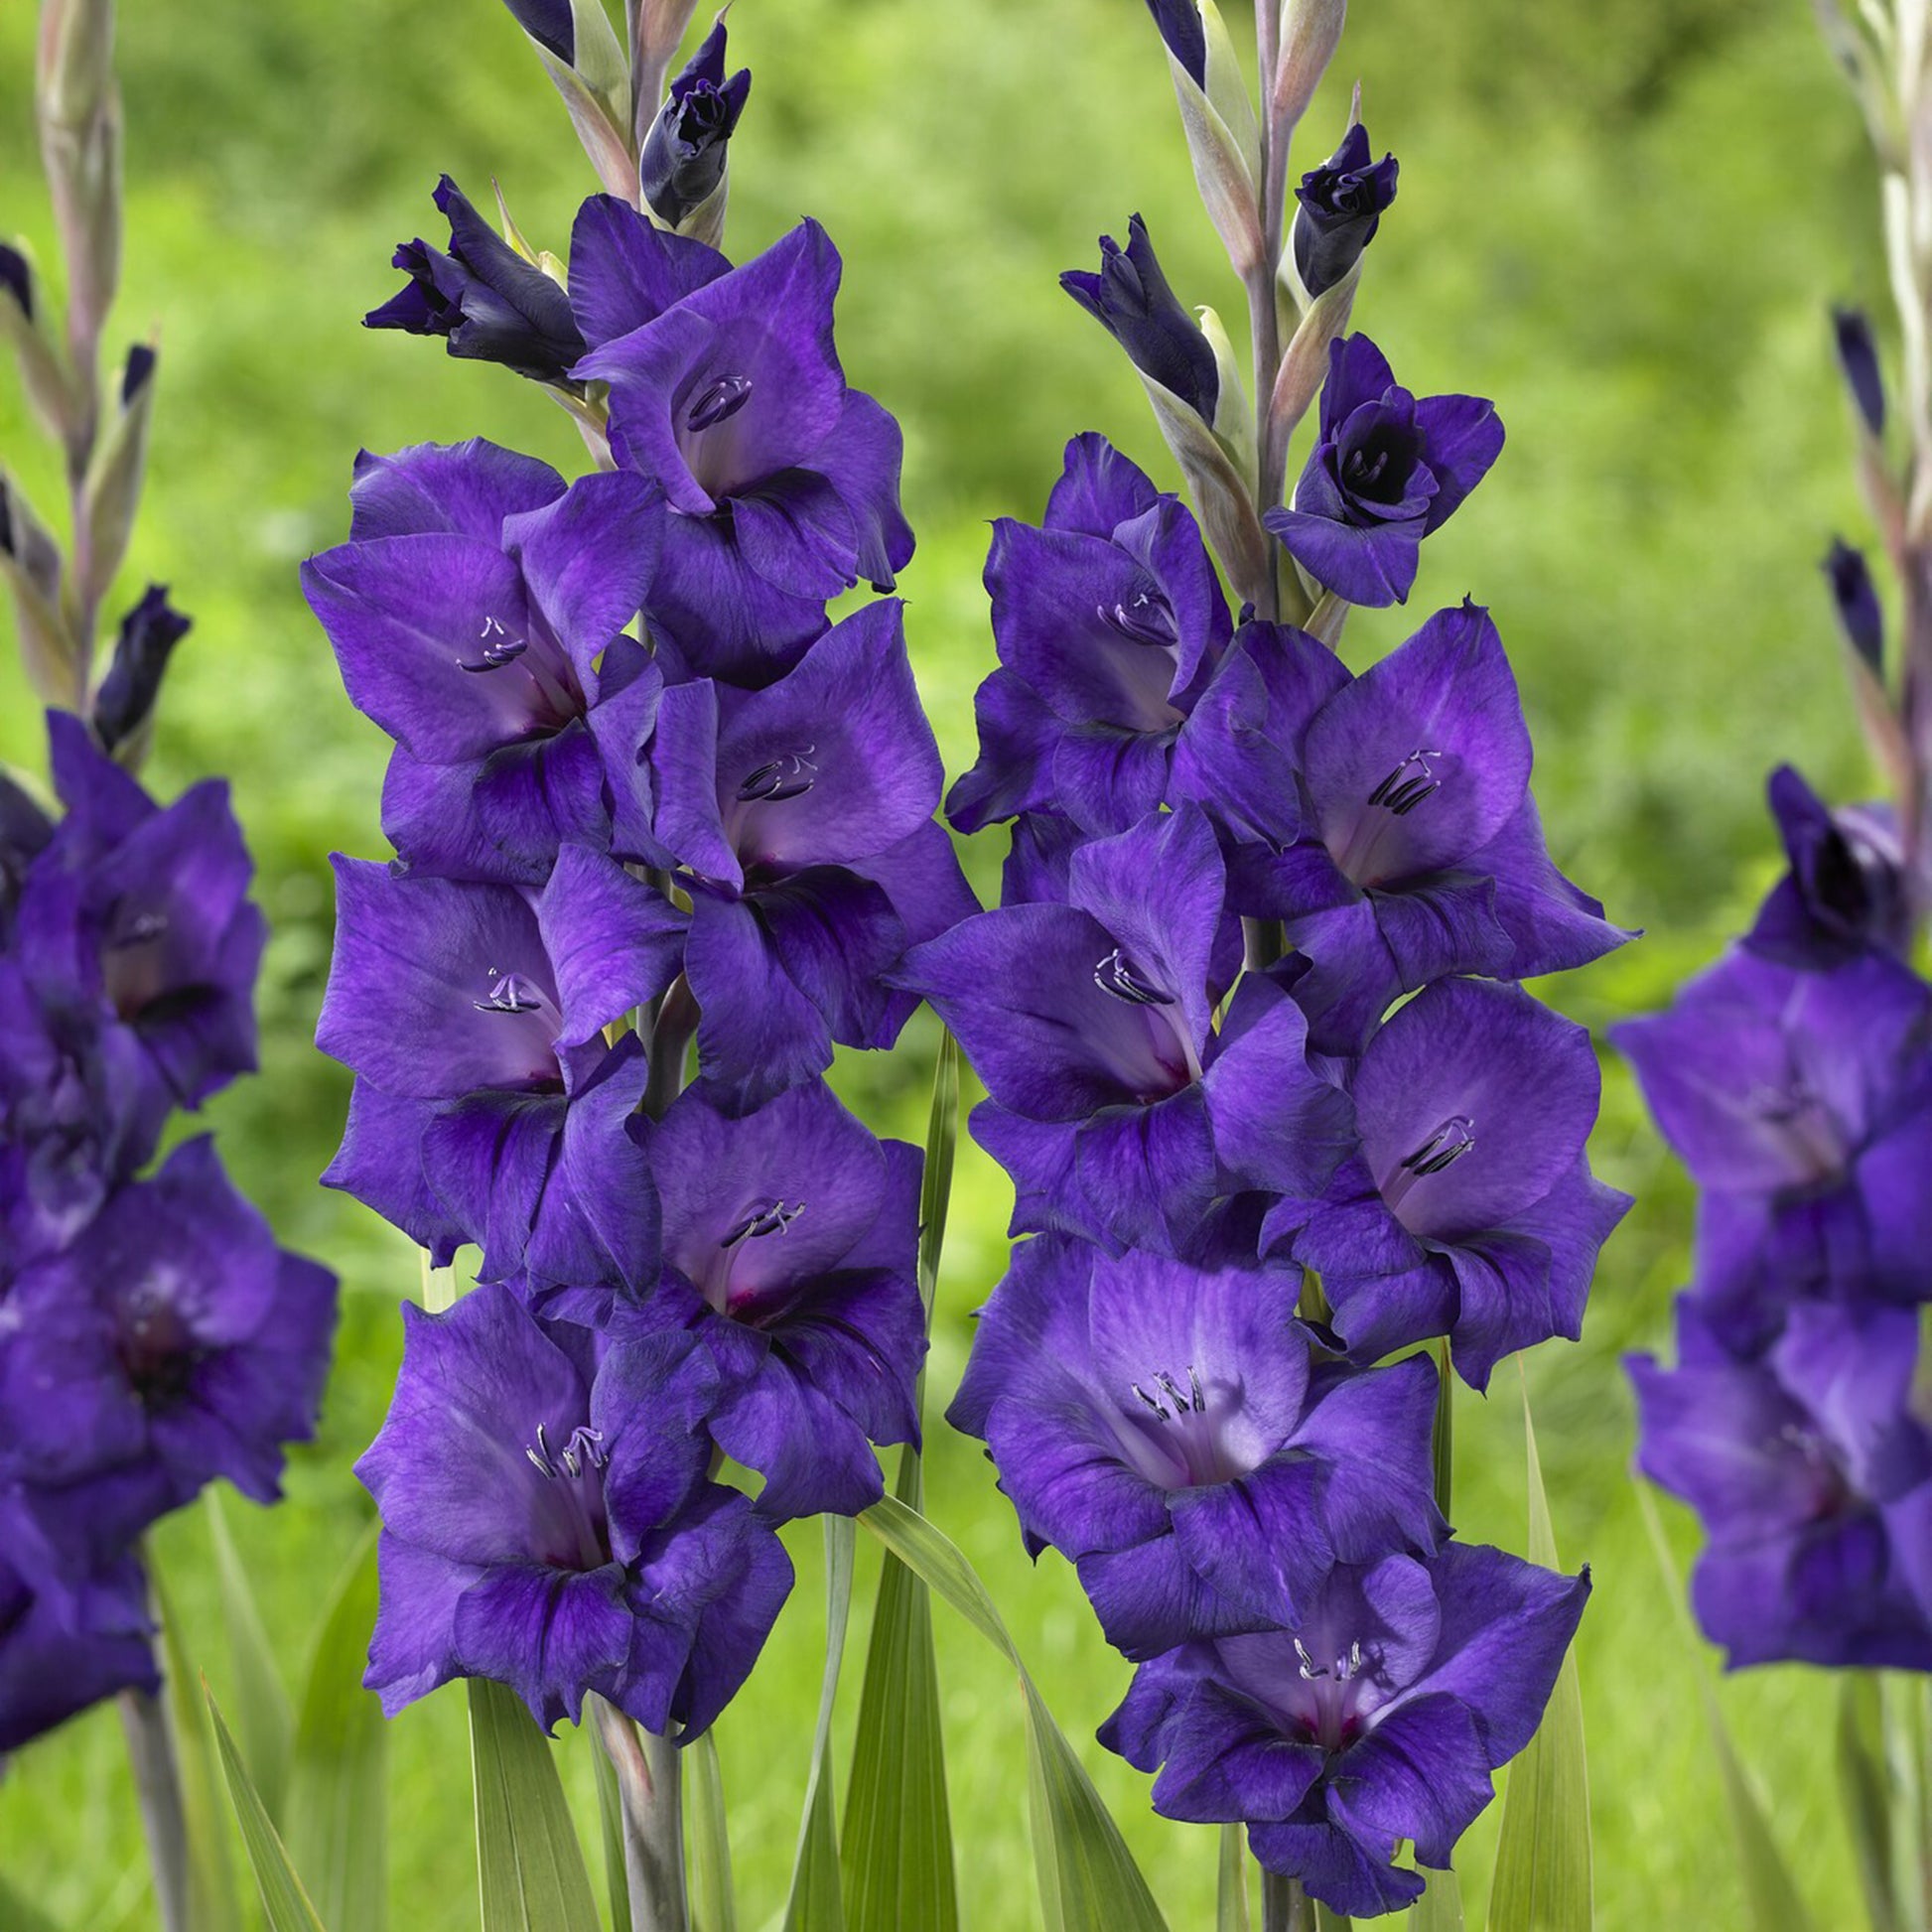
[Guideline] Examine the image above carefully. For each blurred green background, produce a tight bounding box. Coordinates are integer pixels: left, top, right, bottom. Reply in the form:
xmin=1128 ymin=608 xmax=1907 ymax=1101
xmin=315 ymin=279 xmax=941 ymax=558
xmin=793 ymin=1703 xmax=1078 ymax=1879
xmin=0 ymin=0 xmax=1895 ymax=1923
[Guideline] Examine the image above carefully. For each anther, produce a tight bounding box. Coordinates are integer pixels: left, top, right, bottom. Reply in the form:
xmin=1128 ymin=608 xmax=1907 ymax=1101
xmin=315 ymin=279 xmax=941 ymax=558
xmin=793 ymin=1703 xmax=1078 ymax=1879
xmin=1400 ymin=1115 xmax=1476 ymax=1177
xmin=685 ymin=372 xmax=754 ymax=432
xmin=721 ymin=1199 xmax=805 ymax=1247
xmin=737 ymin=748 xmax=818 ymax=803
xmin=1093 ymin=947 xmax=1175 ymax=1007
xmin=526 ymin=1422 xmax=559 ymax=1479
xmin=1095 ymin=589 xmax=1178 ymax=649
xmin=1294 ymin=1637 xmax=1328 ymax=1681
xmin=1367 ymin=748 xmax=1444 ymax=816
xmin=476 ymin=969 xmax=544 ymax=1016
xmin=458 ymin=614 xmax=530 ymax=674
xmin=107 ymin=909 xmax=168 ymax=949
xmin=1132 ymin=1383 xmax=1171 ymax=1421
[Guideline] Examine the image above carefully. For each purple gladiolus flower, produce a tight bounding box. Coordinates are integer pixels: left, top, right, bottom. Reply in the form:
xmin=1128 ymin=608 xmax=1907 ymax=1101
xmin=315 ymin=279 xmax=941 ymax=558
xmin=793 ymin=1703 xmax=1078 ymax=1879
xmin=598 ymin=1079 xmax=926 ymax=1522
xmin=1236 ymin=975 xmax=1630 ymax=1389
xmin=1189 ymin=604 xmax=1629 ymax=1050
xmin=948 ymin=1237 xmax=1444 ymax=1659
xmin=303 ymin=440 xmax=666 ymax=885
xmin=1061 ymin=215 xmax=1219 ymax=428
xmin=1746 ymin=765 xmax=1909 ymax=968
xmin=1265 ymin=337 xmax=1503 ymax=608
xmin=639 ymin=21 xmax=751 ymax=229
xmin=899 ymin=805 xmax=1350 ymax=1255
xmin=946 ymin=435 xmax=1234 ymax=836
xmin=1101 ymin=1543 xmax=1589 ymax=1916
xmin=91 ymin=585 xmax=191 ymax=758
xmin=358 ymin=1283 xmax=792 ymax=1735
xmin=1612 ymin=946 xmax=1932 ymax=1351
xmin=1631 ymin=1301 xmax=1932 ymax=1669
xmin=1293 ymin=124 xmax=1398 ymax=299
xmin=11 ymin=713 xmax=265 ymax=1133
xmin=0 ymin=1137 xmax=338 ymax=1527
xmin=575 ymin=220 xmax=914 ymax=681
xmin=367 ymin=176 xmax=588 ymax=384
xmin=317 ymin=847 xmax=683 ymax=1287
xmin=0 ymin=1544 xmax=158 ymax=1753
xmin=636 ymin=599 xmax=975 ymax=1111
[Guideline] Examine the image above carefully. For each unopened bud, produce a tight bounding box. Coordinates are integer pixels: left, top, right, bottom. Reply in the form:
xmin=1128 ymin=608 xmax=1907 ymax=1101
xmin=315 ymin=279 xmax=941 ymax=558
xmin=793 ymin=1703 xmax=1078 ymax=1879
xmin=36 ymin=0 xmax=114 ymax=133
xmin=1824 ymin=538 xmax=1883 ymax=673
xmin=639 ymin=19 xmax=749 ymax=236
xmin=1831 ymin=307 xmax=1885 ymax=438
xmin=92 ymin=582 xmax=190 ymax=761
xmin=500 ymin=0 xmax=574 ymax=64
xmin=0 ymin=240 xmax=78 ymax=440
xmin=0 ymin=474 xmax=79 ymax=707
xmin=1273 ymin=0 xmax=1346 ymax=139
xmin=1292 ymin=122 xmax=1396 ymax=298
xmin=80 ymin=338 xmax=157 ymax=613
xmin=1062 ymin=214 xmax=1220 ymax=427
xmin=1142 ymin=0 xmax=1206 ymax=86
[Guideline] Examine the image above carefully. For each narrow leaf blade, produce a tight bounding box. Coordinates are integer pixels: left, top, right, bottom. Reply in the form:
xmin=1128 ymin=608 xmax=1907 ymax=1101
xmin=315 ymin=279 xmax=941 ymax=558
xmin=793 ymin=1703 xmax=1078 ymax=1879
xmin=285 ymin=1525 xmax=387 ymax=1932
xmin=1486 ymin=1373 xmax=1592 ymax=1932
xmin=469 ymin=1678 xmax=603 ymax=1932
xmin=1216 ymin=1825 xmax=1251 ymax=1932
xmin=205 ymin=1690 xmax=327 ymax=1932
xmin=206 ymin=1489 xmax=296 ymax=1825
xmin=685 ymin=1729 xmax=736 ymax=1932
xmin=783 ymin=1516 xmax=857 ymax=1932
xmin=591 ymin=1725 xmax=634 ymax=1932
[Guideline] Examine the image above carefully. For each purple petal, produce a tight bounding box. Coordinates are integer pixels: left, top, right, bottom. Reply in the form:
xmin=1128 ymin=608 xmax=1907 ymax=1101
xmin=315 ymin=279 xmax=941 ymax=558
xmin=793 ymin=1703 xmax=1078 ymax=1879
xmin=348 ymin=439 xmax=565 ymax=542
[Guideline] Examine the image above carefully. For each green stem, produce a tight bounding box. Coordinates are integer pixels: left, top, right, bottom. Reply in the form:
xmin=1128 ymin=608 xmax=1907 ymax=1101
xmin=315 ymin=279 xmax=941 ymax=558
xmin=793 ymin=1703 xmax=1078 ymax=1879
xmin=644 ymin=973 xmax=699 ymax=1120
xmin=1260 ymin=1867 xmax=1316 ymax=1932
xmin=119 ymin=1684 xmax=191 ymax=1932
xmin=594 ymin=1698 xmax=690 ymax=1932
xmin=1432 ymin=1337 xmax=1453 ymax=1519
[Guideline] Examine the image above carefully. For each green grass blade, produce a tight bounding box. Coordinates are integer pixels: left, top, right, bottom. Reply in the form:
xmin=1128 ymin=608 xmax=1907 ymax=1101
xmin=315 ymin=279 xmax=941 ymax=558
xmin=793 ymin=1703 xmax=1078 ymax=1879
xmin=468 ymin=1678 xmax=603 ymax=1932
xmin=284 ymin=1525 xmax=386 ymax=1932
xmin=0 ymin=1873 xmax=60 ymax=1932
xmin=1634 ymin=1483 xmax=1816 ymax=1932
xmin=917 ymin=1030 xmax=960 ymax=1316
xmin=1410 ymin=1863 xmax=1465 ymax=1929
xmin=1216 ymin=1826 xmax=1250 ymax=1932
xmin=1486 ymin=1371 xmax=1592 ymax=1932
xmin=205 ymin=1689 xmax=327 ymax=1932
xmin=858 ymin=1495 xmax=1170 ymax=1932
xmin=590 ymin=1725 xmax=633 ymax=1932
xmin=206 ymin=1488 xmax=296 ymax=1825
xmin=783 ymin=1515 xmax=857 ymax=1932
xmin=1840 ymin=1674 xmax=1903 ymax=1932
xmin=151 ymin=1554 xmax=243 ymax=1932
xmin=686 ymin=1729 xmax=736 ymax=1932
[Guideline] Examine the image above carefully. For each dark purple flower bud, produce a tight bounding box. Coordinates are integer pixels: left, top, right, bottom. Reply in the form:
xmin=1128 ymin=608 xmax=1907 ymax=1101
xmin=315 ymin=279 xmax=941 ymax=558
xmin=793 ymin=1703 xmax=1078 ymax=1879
xmin=0 ymin=243 xmax=32 ymax=320
xmin=1143 ymin=0 xmax=1206 ymax=85
xmin=0 ymin=1136 xmax=338 ymax=1521
xmin=1631 ymin=1301 xmax=1932 ymax=1670
xmin=1266 ymin=336 xmax=1503 ymax=608
xmin=947 ymin=435 xmax=1233 ymax=837
xmin=1833 ymin=306 xmax=1885 ymax=437
xmin=121 ymin=342 xmax=156 ymax=405
xmin=1099 ymin=1544 xmax=1589 ymax=1917
xmin=366 ymin=177 xmax=588 ymax=385
xmin=1824 ymin=537 xmax=1884 ymax=673
xmin=575 ymin=220 xmax=915 ymax=675
xmin=948 ymin=1236 xmax=1445 ymax=1660
xmin=356 ymin=1284 xmax=793 ymax=1735
xmin=0 ymin=1546 xmax=158 ymax=1753
xmin=1747 ymin=765 xmax=1910 ymax=968
xmin=638 ymin=22 xmax=751 ymax=229
xmin=1242 ymin=975 xmax=1630 ymax=1389
xmin=590 ymin=1079 xmax=926 ymax=1522
xmin=501 ymin=0 xmax=573 ymax=63
xmin=1613 ymin=946 xmax=1932 ymax=1352
xmin=1061 ymin=214 xmax=1219 ymax=427
xmin=1292 ymin=123 xmax=1399 ymax=299
xmin=91 ymin=584 xmax=190 ymax=757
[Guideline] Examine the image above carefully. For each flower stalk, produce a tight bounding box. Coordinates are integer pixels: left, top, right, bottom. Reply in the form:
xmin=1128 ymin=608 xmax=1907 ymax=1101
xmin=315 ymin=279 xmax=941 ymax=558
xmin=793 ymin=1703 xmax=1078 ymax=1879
xmin=594 ymin=1697 xmax=690 ymax=1932
xmin=117 ymin=1685 xmax=191 ymax=1932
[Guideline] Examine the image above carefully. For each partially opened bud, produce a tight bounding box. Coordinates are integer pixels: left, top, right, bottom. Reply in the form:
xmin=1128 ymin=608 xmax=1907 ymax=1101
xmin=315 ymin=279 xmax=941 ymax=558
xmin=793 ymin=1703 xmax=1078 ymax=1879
xmin=92 ymin=582 xmax=190 ymax=762
xmin=1292 ymin=122 xmax=1397 ymax=298
xmin=1062 ymin=214 xmax=1220 ymax=428
xmin=638 ymin=19 xmax=749 ymax=238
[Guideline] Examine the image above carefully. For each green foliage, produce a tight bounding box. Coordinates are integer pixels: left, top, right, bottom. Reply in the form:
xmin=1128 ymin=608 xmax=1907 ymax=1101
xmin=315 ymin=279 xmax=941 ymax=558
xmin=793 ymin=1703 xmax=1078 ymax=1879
xmin=1486 ymin=1374 xmax=1593 ymax=1932
xmin=206 ymin=1490 xmax=296 ymax=1826
xmin=467 ymin=1680 xmax=603 ymax=1932
xmin=206 ymin=1692 xmax=327 ymax=1932
xmin=782 ymin=1518 xmax=856 ymax=1932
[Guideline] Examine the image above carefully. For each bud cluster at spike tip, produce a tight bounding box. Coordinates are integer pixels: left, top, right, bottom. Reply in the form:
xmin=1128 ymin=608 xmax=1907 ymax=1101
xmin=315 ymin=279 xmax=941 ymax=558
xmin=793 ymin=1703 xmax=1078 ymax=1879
xmin=320 ymin=135 xmax=974 ymax=1736
xmin=0 ymin=712 xmax=339 ymax=1752
xmin=910 ymin=147 xmax=1625 ymax=1914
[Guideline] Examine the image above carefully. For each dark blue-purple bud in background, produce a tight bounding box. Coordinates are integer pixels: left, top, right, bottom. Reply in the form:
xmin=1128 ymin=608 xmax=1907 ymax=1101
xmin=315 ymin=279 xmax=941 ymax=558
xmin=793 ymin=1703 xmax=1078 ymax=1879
xmin=1824 ymin=537 xmax=1884 ymax=672
xmin=1061 ymin=213 xmax=1219 ymax=426
xmin=91 ymin=584 xmax=191 ymax=756
xmin=0 ymin=244 xmax=31 ymax=320
xmin=121 ymin=343 xmax=156 ymax=404
xmin=1142 ymin=0 xmax=1206 ymax=87
xmin=638 ymin=21 xmax=751 ymax=228
xmin=1293 ymin=122 xmax=1399 ymax=298
xmin=1833 ymin=306 xmax=1885 ymax=437
xmin=500 ymin=0 xmax=574 ymax=64
xmin=365 ymin=175 xmax=587 ymax=385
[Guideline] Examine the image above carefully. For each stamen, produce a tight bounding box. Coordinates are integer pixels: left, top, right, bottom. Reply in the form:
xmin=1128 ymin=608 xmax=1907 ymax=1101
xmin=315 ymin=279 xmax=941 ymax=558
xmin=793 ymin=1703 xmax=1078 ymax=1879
xmin=1130 ymin=1365 xmax=1205 ymax=1425
xmin=107 ymin=909 xmax=168 ymax=949
xmin=737 ymin=747 xmax=818 ymax=803
xmin=1188 ymin=1365 xmax=1205 ymax=1414
xmin=457 ymin=614 xmax=530 ymax=674
xmin=1095 ymin=589 xmax=1178 ymax=648
xmin=1093 ymin=947 xmax=1175 ymax=1007
xmin=685 ymin=372 xmax=754 ymax=432
xmin=1400 ymin=1115 xmax=1476 ymax=1177
xmin=475 ymin=969 xmax=544 ymax=1016
xmin=524 ymin=1421 xmax=606 ymax=1480
xmin=721 ymin=1199 xmax=806 ymax=1247
xmin=1295 ymin=1637 xmax=1327 ymax=1681
xmin=1367 ymin=748 xmax=1444 ymax=816
xmin=1132 ymin=1382 xmax=1171 ymax=1421
xmin=526 ymin=1422 xmax=559 ymax=1479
